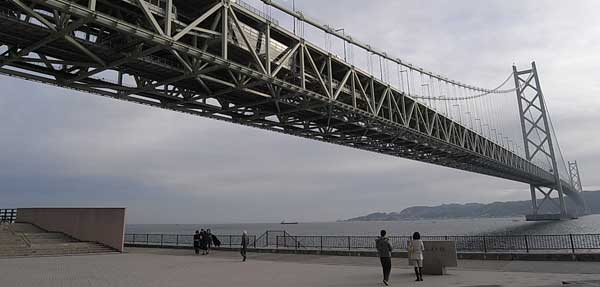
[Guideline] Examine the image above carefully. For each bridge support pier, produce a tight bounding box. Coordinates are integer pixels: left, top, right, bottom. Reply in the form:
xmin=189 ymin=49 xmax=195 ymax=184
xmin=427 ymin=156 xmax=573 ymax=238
xmin=526 ymin=186 xmax=571 ymax=221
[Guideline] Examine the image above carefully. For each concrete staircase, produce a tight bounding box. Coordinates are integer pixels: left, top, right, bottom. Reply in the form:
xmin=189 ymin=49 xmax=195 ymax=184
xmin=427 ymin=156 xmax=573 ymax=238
xmin=0 ymin=223 xmax=117 ymax=257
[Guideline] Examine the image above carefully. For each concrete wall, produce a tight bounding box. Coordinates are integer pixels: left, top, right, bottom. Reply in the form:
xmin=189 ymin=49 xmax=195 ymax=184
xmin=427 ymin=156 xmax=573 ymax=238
xmin=16 ymin=208 xmax=126 ymax=252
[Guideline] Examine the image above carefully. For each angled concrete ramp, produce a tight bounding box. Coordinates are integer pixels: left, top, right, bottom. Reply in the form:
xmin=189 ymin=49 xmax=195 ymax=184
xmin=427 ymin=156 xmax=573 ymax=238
xmin=0 ymin=223 xmax=117 ymax=258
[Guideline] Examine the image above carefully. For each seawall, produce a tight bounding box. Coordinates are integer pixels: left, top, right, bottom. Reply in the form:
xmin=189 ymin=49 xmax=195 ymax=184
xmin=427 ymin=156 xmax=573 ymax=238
xmin=125 ymin=244 xmax=600 ymax=262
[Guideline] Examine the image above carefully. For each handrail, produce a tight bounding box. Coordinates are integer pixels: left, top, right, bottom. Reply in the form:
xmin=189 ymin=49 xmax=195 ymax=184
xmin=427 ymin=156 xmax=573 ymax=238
xmin=0 ymin=209 xmax=17 ymax=224
xmin=125 ymin=232 xmax=600 ymax=254
xmin=17 ymin=232 xmax=32 ymax=248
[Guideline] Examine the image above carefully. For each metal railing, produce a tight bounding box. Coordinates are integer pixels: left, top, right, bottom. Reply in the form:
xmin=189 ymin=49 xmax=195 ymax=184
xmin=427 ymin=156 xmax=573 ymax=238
xmin=271 ymin=234 xmax=600 ymax=254
xmin=0 ymin=209 xmax=16 ymax=224
xmin=252 ymin=230 xmax=304 ymax=248
xmin=125 ymin=231 xmax=600 ymax=254
xmin=125 ymin=233 xmax=257 ymax=248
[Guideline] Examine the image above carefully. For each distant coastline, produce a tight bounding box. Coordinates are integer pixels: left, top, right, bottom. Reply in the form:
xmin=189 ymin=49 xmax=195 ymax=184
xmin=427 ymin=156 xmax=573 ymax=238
xmin=346 ymin=190 xmax=600 ymax=221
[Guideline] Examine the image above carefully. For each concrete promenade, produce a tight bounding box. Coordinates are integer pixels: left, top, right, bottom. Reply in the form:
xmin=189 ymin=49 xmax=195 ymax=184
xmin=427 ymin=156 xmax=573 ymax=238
xmin=1 ymin=248 xmax=600 ymax=286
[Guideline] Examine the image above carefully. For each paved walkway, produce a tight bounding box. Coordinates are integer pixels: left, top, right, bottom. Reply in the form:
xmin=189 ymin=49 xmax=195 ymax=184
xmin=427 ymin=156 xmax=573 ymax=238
xmin=0 ymin=247 xmax=599 ymax=286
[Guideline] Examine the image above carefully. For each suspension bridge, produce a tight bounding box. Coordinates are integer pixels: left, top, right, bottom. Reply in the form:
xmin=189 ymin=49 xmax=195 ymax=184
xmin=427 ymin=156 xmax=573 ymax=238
xmin=0 ymin=0 xmax=587 ymax=220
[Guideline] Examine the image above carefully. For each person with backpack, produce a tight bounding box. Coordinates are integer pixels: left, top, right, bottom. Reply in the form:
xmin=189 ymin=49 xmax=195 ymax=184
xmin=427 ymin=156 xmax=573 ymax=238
xmin=375 ymin=230 xmax=393 ymax=286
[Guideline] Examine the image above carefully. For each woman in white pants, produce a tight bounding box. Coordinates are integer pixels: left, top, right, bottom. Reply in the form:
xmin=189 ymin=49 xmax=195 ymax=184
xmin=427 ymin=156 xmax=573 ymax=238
xmin=408 ymin=232 xmax=425 ymax=281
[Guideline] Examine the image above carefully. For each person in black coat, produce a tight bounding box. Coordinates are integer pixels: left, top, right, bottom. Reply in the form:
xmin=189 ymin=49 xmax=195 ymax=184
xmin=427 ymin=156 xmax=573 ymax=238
xmin=200 ymin=229 xmax=208 ymax=255
xmin=211 ymin=233 xmax=221 ymax=248
xmin=241 ymin=230 xmax=248 ymax=262
xmin=193 ymin=230 xmax=200 ymax=255
xmin=206 ymin=229 xmax=213 ymax=254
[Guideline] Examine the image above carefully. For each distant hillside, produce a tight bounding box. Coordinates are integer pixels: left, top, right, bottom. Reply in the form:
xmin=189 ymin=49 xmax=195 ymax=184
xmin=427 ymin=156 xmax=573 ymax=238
xmin=347 ymin=191 xmax=600 ymax=221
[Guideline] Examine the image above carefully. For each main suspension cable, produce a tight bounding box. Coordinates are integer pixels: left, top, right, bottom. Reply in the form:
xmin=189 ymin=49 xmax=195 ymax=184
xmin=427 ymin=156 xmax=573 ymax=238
xmin=411 ymin=72 xmax=516 ymax=101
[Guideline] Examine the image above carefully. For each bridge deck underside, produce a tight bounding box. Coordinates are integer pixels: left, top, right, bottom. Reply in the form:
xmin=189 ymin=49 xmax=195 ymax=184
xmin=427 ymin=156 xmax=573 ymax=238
xmin=0 ymin=0 xmax=576 ymax=194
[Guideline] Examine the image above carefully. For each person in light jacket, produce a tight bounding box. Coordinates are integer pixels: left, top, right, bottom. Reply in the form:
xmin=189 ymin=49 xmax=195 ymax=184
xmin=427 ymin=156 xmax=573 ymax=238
xmin=408 ymin=231 xmax=425 ymax=281
xmin=375 ymin=230 xmax=393 ymax=286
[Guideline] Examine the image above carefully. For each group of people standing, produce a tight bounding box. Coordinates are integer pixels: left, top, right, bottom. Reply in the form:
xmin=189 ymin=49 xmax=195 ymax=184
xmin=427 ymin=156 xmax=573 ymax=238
xmin=193 ymin=229 xmax=249 ymax=262
xmin=375 ymin=230 xmax=425 ymax=286
xmin=193 ymin=229 xmax=221 ymax=255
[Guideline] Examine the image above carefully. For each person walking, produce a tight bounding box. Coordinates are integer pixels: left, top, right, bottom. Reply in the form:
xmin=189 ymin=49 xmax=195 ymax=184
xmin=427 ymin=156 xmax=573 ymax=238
xmin=240 ymin=230 xmax=248 ymax=262
xmin=375 ymin=230 xmax=393 ymax=286
xmin=408 ymin=232 xmax=425 ymax=282
xmin=200 ymin=229 xmax=208 ymax=255
xmin=193 ymin=230 xmax=201 ymax=255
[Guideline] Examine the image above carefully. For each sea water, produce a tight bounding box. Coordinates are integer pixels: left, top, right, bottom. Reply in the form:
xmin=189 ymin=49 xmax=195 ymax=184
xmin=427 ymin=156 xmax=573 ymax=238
xmin=126 ymin=214 xmax=600 ymax=236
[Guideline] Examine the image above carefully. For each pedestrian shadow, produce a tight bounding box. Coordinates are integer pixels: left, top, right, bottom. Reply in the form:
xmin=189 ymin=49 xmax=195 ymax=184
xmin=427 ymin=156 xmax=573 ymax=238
xmin=389 ymin=270 xmax=460 ymax=284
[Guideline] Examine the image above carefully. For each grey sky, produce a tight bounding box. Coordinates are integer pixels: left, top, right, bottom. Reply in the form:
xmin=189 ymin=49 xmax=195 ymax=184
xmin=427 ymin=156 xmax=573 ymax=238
xmin=1 ymin=0 xmax=599 ymax=224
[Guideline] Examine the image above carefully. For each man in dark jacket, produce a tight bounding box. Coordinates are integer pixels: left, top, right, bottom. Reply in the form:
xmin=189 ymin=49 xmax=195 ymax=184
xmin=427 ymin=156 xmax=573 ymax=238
xmin=375 ymin=230 xmax=393 ymax=286
xmin=200 ymin=229 xmax=208 ymax=255
xmin=240 ymin=230 xmax=248 ymax=262
xmin=206 ymin=229 xmax=213 ymax=254
xmin=211 ymin=233 xmax=221 ymax=248
xmin=193 ymin=230 xmax=200 ymax=255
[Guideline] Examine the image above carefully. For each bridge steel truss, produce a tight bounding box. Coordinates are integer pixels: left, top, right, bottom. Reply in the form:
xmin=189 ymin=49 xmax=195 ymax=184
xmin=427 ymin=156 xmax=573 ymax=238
xmin=0 ymin=0 xmax=580 ymax=197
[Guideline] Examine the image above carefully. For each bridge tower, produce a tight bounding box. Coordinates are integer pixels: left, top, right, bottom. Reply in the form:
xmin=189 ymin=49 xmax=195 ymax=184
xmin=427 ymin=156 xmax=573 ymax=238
xmin=513 ymin=62 xmax=570 ymax=221
xmin=569 ymin=161 xmax=583 ymax=193
xmin=568 ymin=161 xmax=588 ymax=214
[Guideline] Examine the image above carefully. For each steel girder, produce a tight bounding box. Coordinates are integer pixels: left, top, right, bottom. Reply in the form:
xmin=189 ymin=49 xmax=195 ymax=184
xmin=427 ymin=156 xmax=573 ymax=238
xmin=0 ymin=0 xmax=561 ymax=190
